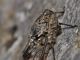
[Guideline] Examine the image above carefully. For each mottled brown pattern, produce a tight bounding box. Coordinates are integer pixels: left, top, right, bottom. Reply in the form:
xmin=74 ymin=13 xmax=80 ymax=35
xmin=23 ymin=9 xmax=63 ymax=60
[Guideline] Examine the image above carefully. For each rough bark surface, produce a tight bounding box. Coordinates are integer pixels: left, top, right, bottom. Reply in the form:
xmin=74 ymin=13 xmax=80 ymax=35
xmin=0 ymin=0 xmax=80 ymax=60
xmin=55 ymin=0 xmax=80 ymax=60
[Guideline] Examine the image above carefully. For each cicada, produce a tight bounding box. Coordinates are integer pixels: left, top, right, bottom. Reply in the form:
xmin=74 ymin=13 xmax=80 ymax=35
xmin=23 ymin=9 xmax=77 ymax=60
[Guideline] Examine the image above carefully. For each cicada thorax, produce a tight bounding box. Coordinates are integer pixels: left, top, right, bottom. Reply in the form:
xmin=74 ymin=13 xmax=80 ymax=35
xmin=47 ymin=12 xmax=62 ymax=45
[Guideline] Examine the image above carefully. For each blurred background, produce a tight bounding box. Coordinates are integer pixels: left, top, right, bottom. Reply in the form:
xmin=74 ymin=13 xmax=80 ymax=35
xmin=0 ymin=0 xmax=80 ymax=60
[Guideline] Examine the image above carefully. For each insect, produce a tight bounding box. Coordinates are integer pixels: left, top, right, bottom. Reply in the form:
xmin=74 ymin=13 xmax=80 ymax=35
xmin=23 ymin=9 xmax=77 ymax=60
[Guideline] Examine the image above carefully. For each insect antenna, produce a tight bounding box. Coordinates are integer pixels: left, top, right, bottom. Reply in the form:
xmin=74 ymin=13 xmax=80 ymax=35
xmin=59 ymin=23 xmax=78 ymax=30
xmin=59 ymin=23 xmax=78 ymax=28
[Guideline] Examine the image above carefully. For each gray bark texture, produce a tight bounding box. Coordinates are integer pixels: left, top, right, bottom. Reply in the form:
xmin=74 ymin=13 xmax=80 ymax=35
xmin=0 ymin=0 xmax=80 ymax=60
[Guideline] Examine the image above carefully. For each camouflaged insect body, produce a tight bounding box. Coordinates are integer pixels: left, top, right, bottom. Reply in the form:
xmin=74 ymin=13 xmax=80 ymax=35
xmin=23 ymin=9 xmax=62 ymax=60
xmin=31 ymin=9 xmax=62 ymax=44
